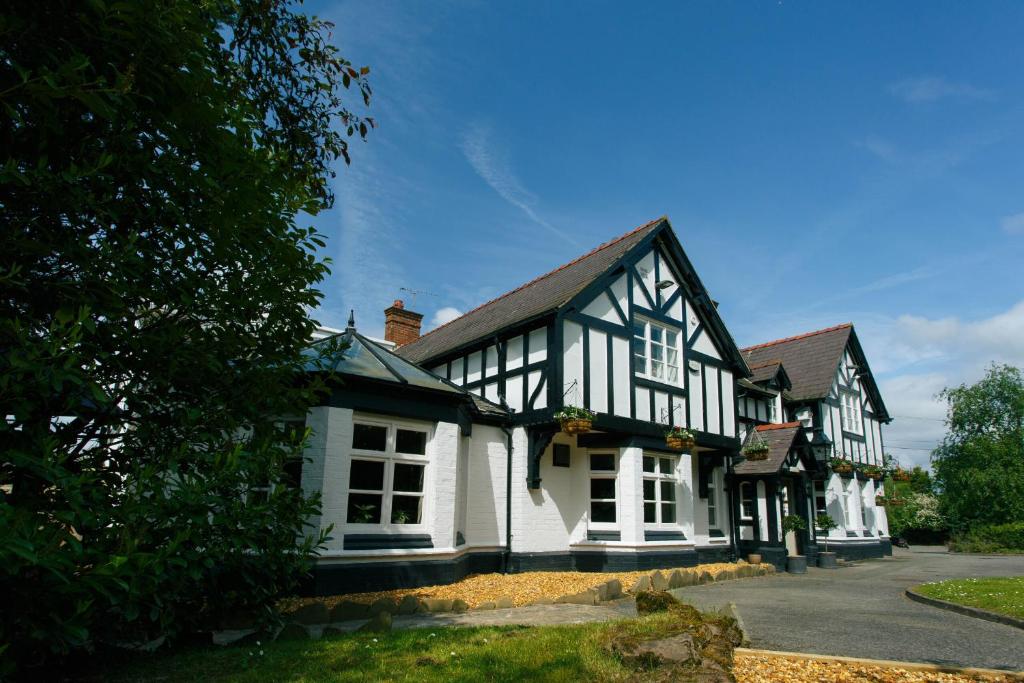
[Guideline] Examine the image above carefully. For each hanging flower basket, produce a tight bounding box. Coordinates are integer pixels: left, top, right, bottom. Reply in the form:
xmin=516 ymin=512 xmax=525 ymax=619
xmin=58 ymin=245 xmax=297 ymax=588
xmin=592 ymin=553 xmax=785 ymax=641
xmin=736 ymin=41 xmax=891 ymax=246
xmin=875 ymin=495 xmax=887 ymax=508
xmin=665 ymin=426 xmax=695 ymax=452
xmin=554 ymin=406 xmax=595 ymax=435
xmin=893 ymin=468 xmax=910 ymax=482
xmin=862 ymin=465 xmax=883 ymax=480
xmin=742 ymin=442 xmax=770 ymax=461
xmin=830 ymin=457 xmax=854 ymax=474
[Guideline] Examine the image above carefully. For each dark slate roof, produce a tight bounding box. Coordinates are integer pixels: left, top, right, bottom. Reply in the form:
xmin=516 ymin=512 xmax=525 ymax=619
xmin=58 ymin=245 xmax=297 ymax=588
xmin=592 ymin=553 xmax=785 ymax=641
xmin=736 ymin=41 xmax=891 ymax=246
xmin=737 ymin=377 xmax=776 ymax=398
xmin=733 ymin=422 xmax=803 ymax=475
xmin=748 ymin=360 xmax=783 ymax=384
xmin=304 ymin=329 xmax=509 ymax=418
xmin=396 ymin=217 xmax=665 ymax=365
xmin=741 ymin=324 xmax=852 ymax=402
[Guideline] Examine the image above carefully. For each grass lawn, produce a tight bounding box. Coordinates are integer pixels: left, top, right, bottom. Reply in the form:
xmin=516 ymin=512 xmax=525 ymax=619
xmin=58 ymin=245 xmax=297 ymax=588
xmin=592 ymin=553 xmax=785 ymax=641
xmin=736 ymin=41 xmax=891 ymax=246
xmin=916 ymin=576 xmax=1024 ymax=619
xmin=98 ymin=611 xmax=713 ymax=682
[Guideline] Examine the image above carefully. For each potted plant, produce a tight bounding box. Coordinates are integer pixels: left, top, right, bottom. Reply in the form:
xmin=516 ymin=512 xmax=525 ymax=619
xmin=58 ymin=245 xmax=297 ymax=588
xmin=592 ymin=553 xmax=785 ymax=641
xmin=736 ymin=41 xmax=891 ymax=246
xmin=829 ymin=457 xmax=853 ymax=475
xmin=815 ymin=513 xmax=839 ymax=568
xmin=741 ymin=440 xmax=770 ymax=461
xmin=665 ymin=426 xmax=696 ymax=452
xmin=862 ymin=464 xmax=883 ymax=480
xmin=893 ymin=467 xmax=910 ymax=482
xmin=554 ymin=405 xmax=595 ymax=435
xmin=781 ymin=514 xmax=808 ymax=574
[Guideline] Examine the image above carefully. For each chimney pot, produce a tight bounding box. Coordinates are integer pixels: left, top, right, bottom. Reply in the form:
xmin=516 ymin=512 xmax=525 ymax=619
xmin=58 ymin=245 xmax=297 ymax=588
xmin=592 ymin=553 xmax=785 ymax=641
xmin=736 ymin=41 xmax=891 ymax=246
xmin=384 ymin=300 xmax=422 ymax=347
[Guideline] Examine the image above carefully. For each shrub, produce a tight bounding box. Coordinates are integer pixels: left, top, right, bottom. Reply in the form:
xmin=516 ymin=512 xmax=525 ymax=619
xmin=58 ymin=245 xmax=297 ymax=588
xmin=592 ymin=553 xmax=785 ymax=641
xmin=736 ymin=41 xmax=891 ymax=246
xmin=950 ymin=522 xmax=1024 ymax=553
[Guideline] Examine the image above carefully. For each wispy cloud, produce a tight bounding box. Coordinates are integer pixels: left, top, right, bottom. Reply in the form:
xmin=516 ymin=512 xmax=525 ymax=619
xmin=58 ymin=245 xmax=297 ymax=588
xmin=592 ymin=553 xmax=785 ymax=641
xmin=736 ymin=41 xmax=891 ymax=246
xmin=851 ymin=265 xmax=940 ymax=295
xmin=1001 ymin=212 xmax=1024 ymax=235
xmin=888 ymin=76 xmax=993 ymax=103
xmin=855 ymin=136 xmax=900 ymax=163
xmin=459 ymin=123 xmax=578 ymax=245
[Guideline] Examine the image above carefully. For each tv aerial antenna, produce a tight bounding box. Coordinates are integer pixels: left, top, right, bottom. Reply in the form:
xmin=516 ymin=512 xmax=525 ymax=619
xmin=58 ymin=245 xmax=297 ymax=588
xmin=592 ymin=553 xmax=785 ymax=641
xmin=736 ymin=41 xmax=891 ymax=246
xmin=399 ymin=287 xmax=437 ymax=309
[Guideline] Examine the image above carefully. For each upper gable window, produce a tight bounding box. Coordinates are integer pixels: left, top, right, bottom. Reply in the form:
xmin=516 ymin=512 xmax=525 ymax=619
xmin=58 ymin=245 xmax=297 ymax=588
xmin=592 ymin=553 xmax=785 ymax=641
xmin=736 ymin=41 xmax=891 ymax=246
xmin=842 ymin=393 xmax=862 ymax=434
xmin=632 ymin=318 xmax=681 ymax=385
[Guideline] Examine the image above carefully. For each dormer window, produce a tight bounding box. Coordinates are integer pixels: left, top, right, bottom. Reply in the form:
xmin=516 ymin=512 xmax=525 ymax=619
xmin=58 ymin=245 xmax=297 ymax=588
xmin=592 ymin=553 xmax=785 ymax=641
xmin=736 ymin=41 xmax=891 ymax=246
xmin=632 ymin=318 xmax=681 ymax=385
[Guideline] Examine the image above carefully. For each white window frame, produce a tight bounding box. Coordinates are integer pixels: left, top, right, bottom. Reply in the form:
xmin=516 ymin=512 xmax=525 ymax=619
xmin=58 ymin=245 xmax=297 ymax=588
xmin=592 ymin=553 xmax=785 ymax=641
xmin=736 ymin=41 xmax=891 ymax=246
xmin=739 ymin=481 xmax=755 ymax=520
xmin=345 ymin=417 xmax=431 ymax=532
xmin=642 ymin=453 xmax=679 ymax=528
xmin=588 ymin=452 xmax=618 ymax=530
xmin=767 ymin=398 xmax=777 ymax=424
xmin=632 ymin=317 xmax=682 ymax=386
xmin=813 ymin=481 xmax=828 ymax=530
xmin=842 ymin=392 xmax=862 ymax=435
xmin=706 ymin=467 xmax=719 ymax=529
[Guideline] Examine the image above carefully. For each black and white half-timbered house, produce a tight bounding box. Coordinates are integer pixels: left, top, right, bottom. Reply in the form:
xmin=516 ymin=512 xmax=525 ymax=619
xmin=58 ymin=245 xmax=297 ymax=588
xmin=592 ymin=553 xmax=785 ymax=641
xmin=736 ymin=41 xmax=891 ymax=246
xmin=300 ymin=218 xmax=893 ymax=593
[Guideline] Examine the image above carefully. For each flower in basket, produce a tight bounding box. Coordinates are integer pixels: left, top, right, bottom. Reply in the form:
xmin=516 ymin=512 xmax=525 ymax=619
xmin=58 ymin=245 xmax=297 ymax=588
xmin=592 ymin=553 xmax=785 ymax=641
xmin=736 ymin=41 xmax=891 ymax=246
xmin=861 ymin=464 xmax=883 ymax=479
xmin=893 ymin=467 xmax=910 ymax=482
xmin=665 ymin=426 xmax=696 ymax=451
xmin=741 ymin=441 xmax=770 ymax=460
xmin=829 ymin=457 xmax=853 ymax=473
xmin=554 ymin=405 xmax=595 ymax=434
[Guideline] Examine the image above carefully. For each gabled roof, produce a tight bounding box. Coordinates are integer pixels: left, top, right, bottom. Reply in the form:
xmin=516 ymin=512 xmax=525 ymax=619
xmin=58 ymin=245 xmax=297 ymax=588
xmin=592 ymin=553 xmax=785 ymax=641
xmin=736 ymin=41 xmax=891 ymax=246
xmin=304 ymin=328 xmax=508 ymax=419
xmin=740 ymin=323 xmax=889 ymax=421
xmin=746 ymin=359 xmax=792 ymax=391
xmin=734 ymin=422 xmax=809 ymax=475
xmin=397 ymin=217 xmax=663 ymax=365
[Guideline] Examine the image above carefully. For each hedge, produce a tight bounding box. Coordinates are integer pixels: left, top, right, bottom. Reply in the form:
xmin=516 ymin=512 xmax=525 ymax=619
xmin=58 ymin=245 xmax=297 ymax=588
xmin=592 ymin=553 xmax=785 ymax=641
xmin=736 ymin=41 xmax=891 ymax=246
xmin=949 ymin=522 xmax=1024 ymax=553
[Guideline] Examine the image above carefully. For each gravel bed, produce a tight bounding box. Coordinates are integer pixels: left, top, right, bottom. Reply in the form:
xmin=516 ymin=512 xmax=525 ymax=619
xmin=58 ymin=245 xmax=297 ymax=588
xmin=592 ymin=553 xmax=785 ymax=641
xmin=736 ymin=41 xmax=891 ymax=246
xmin=734 ymin=653 xmax=1020 ymax=682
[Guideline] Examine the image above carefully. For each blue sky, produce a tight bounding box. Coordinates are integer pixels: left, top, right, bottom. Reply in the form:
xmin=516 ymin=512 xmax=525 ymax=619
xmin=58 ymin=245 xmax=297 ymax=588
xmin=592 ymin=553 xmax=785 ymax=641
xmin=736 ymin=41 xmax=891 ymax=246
xmin=307 ymin=1 xmax=1024 ymax=467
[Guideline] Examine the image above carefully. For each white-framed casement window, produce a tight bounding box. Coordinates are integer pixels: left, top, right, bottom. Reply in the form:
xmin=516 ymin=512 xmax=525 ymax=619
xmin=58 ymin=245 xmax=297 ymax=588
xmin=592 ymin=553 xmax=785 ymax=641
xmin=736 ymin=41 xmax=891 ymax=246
xmin=767 ymin=399 xmax=778 ymax=424
xmin=706 ymin=467 xmax=719 ymax=529
xmin=842 ymin=393 xmax=862 ymax=434
xmin=632 ymin=318 xmax=681 ymax=385
xmin=589 ymin=452 xmax=618 ymax=528
xmin=842 ymin=481 xmax=856 ymax=530
xmin=740 ymin=481 xmax=755 ymax=520
xmin=813 ymin=482 xmax=828 ymax=529
xmin=346 ymin=419 xmax=430 ymax=528
xmin=642 ymin=453 xmax=678 ymax=526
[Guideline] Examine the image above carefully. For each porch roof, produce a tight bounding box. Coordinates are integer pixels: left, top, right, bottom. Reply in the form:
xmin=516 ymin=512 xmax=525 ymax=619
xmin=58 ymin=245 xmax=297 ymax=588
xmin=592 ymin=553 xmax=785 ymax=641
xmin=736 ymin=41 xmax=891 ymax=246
xmin=734 ymin=421 xmax=805 ymax=475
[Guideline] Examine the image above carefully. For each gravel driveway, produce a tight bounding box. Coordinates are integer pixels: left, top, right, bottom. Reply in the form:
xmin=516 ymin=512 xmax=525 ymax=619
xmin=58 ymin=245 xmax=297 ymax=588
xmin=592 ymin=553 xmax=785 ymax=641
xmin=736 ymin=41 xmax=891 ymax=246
xmin=670 ymin=546 xmax=1024 ymax=671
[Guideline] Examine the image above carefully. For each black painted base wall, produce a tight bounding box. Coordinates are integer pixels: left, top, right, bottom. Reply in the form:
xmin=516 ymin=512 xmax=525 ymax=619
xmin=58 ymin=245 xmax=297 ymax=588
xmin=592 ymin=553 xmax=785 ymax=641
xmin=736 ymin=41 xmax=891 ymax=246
xmin=307 ymin=545 xmax=733 ymax=596
xmin=829 ymin=540 xmax=888 ymax=561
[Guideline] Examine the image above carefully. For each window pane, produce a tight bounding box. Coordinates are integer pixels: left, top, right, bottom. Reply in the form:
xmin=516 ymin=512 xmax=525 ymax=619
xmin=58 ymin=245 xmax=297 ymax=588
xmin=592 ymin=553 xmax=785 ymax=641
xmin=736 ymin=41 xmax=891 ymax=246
xmin=282 ymin=458 xmax=303 ymax=490
xmin=644 ymin=503 xmax=656 ymax=523
xmin=666 ymin=330 xmax=678 ymax=347
xmin=352 ymin=423 xmax=387 ymax=451
xmin=651 ymin=361 xmax=663 ymax=378
xmin=666 ymin=348 xmax=678 ymax=364
xmin=632 ymin=337 xmax=646 ymax=355
xmin=590 ymin=478 xmax=615 ymax=500
xmin=659 ymin=457 xmax=673 ymax=474
xmin=661 ymin=503 xmax=676 ymax=523
xmin=633 ymin=321 xmax=645 ymax=338
xmin=633 ymin=355 xmax=646 ymax=373
xmin=393 ymin=463 xmax=424 ymax=492
xmin=667 ymin=367 xmax=679 ymax=383
xmin=395 ymin=429 xmax=427 ymax=455
xmin=347 ymin=493 xmax=382 ymax=523
xmin=591 ymin=501 xmax=616 ymax=523
xmin=651 ymin=344 xmax=663 ymax=361
xmin=643 ymin=456 xmax=655 ymax=473
xmin=661 ymin=480 xmax=676 ymax=502
xmin=391 ymin=495 xmax=422 ymax=524
xmin=651 ymin=326 xmax=663 ymax=343
xmin=349 ymin=459 xmax=384 ymax=490
xmin=643 ymin=479 xmax=655 ymax=500
xmin=590 ymin=453 xmax=615 ymax=471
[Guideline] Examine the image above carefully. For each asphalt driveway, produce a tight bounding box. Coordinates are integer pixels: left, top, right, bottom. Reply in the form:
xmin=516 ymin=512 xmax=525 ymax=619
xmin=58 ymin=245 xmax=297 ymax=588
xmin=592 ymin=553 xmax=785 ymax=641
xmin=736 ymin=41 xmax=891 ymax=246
xmin=670 ymin=546 xmax=1024 ymax=671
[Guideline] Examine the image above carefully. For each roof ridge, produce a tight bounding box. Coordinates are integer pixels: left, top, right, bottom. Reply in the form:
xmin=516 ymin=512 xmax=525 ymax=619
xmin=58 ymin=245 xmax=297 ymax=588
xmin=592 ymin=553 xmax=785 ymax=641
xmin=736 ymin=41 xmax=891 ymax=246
xmin=741 ymin=323 xmax=852 ymax=352
xmin=406 ymin=216 xmax=665 ymax=347
xmin=755 ymin=421 xmax=803 ymax=431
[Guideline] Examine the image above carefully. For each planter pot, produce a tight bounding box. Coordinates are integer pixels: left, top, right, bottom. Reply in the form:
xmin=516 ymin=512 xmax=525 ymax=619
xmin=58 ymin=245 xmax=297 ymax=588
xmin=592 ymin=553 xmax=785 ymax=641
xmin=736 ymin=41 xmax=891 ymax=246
xmin=786 ymin=555 xmax=807 ymax=574
xmin=817 ymin=552 xmax=838 ymax=569
xmin=747 ymin=553 xmax=762 ymax=565
xmin=666 ymin=436 xmax=695 ymax=452
xmin=832 ymin=463 xmax=853 ymax=474
xmin=561 ymin=418 xmax=592 ymax=435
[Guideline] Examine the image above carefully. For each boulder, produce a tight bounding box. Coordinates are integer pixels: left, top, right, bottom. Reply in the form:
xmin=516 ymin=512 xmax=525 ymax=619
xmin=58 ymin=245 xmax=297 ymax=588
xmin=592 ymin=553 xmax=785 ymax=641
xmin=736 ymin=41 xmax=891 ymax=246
xmin=604 ymin=579 xmax=623 ymax=600
xmin=697 ymin=570 xmax=714 ymax=584
xmin=715 ymin=568 xmax=738 ymax=582
xmin=452 ymin=599 xmax=470 ymax=613
xmin=495 ymin=596 xmax=514 ymax=609
xmin=422 ymin=598 xmax=454 ymax=613
xmin=329 ymin=600 xmax=369 ymax=622
xmin=357 ymin=611 xmax=392 ymax=633
xmin=276 ymin=623 xmax=309 ymax=641
xmin=556 ymin=589 xmax=597 ymax=605
xmin=629 ymin=575 xmax=652 ymax=593
xmin=634 ymin=633 xmax=698 ymax=664
xmin=369 ymin=598 xmax=398 ymax=616
xmin=670 ymin=569 xmax=696 ymax=588
xmin=635 ymin=590 xmax=678 ymax=615
xmin=288 ymin=602 xmax=329 ymax=626
xmin=397 ymin=595 xmax=421 ymax=615
xmin=650 ymin=570 xmax=670 ymax=591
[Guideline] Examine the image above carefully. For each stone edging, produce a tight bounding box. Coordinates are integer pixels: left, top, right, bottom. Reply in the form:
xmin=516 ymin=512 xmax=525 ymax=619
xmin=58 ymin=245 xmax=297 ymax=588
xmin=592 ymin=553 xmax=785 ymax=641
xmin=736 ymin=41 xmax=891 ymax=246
xmin=905 ymin=586 xmax=1024 ymax=631
xmin=735 ymin=647 xmax=1024 ymax=681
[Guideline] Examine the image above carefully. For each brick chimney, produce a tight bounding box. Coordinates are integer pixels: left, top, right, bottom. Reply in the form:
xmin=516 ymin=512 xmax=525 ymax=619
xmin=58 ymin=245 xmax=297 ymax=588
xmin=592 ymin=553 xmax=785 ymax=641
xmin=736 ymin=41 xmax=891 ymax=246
xmin=384 ymin=299 xmax=423 ymax=347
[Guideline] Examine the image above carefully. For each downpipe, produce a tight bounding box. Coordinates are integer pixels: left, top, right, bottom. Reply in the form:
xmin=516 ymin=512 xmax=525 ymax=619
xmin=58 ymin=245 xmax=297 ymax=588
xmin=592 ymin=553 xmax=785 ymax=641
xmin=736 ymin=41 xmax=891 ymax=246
xmin=501 ymin=424 xmax=513 ymax=573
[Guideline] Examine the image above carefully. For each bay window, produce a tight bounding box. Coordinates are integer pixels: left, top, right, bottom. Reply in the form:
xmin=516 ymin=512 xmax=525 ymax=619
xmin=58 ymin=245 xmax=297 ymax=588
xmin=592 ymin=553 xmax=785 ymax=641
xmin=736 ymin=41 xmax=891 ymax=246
xmin=346 ymin=420 xmax=429 ymax=527
xmin=632 ymin=318 xmax=681 ymax=385
xmin=642 ymin=454 xmax=678 ymax=526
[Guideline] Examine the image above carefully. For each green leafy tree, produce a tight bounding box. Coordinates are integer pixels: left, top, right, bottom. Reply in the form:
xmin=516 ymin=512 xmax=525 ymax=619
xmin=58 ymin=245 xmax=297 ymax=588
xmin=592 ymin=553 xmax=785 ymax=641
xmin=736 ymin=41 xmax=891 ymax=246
xmin=0 ymin=0 xmax=371 ymax=669
xmin=931 ymin=364 xmax=1024 ymax=532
